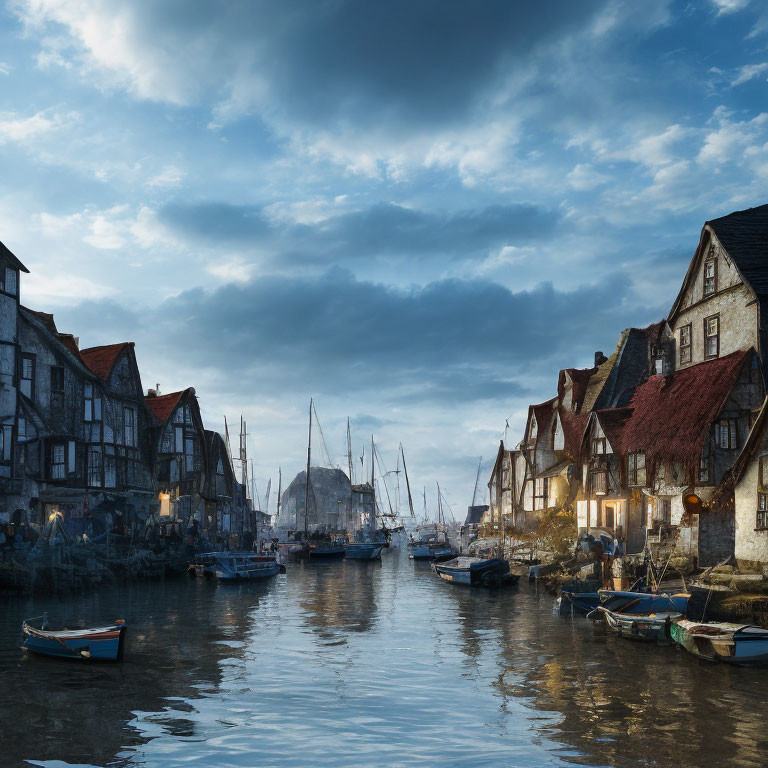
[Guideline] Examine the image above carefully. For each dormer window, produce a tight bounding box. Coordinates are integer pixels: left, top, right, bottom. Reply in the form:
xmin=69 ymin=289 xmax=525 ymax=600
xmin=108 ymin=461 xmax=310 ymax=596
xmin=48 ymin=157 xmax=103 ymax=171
xmin=704 ymin=259 xmax=717 ymax=296
xmin=592 ymin=437 xmax=606 ymax=455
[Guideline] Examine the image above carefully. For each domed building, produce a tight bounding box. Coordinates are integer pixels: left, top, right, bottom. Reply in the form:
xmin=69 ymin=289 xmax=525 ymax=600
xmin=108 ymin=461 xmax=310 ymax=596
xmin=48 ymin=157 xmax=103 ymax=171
xmin=278 ymin=466 xmax=352 ymax=536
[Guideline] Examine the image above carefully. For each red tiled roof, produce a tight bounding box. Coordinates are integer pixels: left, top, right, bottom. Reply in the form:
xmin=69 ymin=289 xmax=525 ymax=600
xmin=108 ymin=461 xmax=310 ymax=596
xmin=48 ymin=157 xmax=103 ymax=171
xmin=57 ymin=333 xmax=82 ymax=360
xmin=23 ymin=307 xmax=58 ymax=335
xmin=80 ymin=343 xmax=133 ymax=380
xmin=559 ymin=408 xmax=589 ymax=457
xmin=621 ymin=350 xmax=751 ymax=472
xmin=532 ymin=396 xmax=557 ymax=428
xmin=145 ymin=390 xmax=185 ymax=423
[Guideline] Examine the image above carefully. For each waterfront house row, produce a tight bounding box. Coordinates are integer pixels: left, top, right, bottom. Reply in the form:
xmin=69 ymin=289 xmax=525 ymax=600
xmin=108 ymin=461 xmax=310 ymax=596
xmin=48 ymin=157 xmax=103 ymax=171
xmin=487 ymin=203 xmax=768 ymax=568
xmin=0 ymin=241 xmax=257 ymax=541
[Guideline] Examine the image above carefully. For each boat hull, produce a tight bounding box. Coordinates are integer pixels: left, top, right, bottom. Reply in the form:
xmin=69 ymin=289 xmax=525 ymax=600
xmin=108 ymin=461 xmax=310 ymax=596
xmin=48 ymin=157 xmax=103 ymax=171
xmin=597 ymin=589 xmax=690 ymax=615
xmin=671 ymin=620 xmax=768 ymax=663
xmin=411 ymin=544 xmax=455 ymax=561
xmin=433 ymin=557 xmax=511 ymax=587
xmin=345 ymin=543 xmax=384 ymax=560
xmin=308 ymin=546 xmax=346 ymax=560
xmin=22 ymin=622 xmax=126 ymax=661
xmin=560 ymin=589 xmax=601 ymax=616
xmin=599 ymin=608 xmax=681 ymax=642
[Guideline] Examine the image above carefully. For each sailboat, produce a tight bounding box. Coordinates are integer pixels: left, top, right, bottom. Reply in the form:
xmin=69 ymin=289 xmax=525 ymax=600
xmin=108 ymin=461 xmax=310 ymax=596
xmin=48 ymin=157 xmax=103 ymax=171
xmin=410 ymin=483 xmax=455 ymax=561
xmin=298 ymin=399 xmax=346 ymax=561
xmin=346 ymin=435 xmax=386 ymax=560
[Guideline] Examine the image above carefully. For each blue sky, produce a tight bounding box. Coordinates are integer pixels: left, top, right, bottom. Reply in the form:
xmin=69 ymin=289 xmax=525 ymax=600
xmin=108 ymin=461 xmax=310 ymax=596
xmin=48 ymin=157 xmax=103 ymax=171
xmin=2 ymin=0 xmax=768 ymax=517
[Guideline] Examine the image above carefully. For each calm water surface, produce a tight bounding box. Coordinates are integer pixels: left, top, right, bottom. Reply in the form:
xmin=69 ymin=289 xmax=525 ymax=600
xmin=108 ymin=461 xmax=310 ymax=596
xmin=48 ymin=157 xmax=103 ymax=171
xmin=1 ymin=547 xmax=767 ymax=768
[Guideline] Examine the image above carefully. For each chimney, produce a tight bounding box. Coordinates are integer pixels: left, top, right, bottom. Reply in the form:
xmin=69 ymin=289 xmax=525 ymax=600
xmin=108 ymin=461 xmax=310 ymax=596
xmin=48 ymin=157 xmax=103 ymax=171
xmin=147 ymin=388 xmax=157 ymax=398
xmin=594 ymin=351 xmax=607 ymax=366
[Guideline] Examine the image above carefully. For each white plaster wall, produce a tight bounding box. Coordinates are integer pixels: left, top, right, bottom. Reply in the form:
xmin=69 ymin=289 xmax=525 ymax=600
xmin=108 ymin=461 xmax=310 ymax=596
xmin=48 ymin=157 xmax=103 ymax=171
xmin=735 ymin=459 xmax=768 ymax=563
xmin=672 ymin=236 xmax=758 ymax=369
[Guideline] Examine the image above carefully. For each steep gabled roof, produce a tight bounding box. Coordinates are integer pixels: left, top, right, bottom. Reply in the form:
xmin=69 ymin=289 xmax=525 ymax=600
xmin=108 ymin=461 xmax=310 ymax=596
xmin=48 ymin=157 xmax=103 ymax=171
xmin=80 ymin=342 xmax=133 ymax=381
xmin=23 ymin=307 xmax=58 ymax=335
xmin=558 ymin=366 xmax=594 ymax=413
xmin=708 ymin=203 xmax=768 ymax=299
xmin=622 ymin=349 xmax=752 ymax=471
xmin=0 ymin=240 xmax=29 ymax=273
xmin=145 ymin=390 xmax=186 ymax=424
xmin=728 ymin=395 xmax=768 ymax=486
xmin=594 ymin=407 xmax=633 ymax=452
xmin=559 ymin=408 xmax=589 ymax=457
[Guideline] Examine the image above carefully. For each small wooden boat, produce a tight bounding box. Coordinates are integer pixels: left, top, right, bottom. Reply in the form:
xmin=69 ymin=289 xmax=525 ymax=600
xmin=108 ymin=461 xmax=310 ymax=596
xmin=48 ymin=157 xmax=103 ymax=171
xmin=595 ymin=589 xmax=690 ymax=616
xmin=596 ymin=607 xmax=681 ymax=642
xmin=190 ymin=552 xmax=282 ymax=580
xmin=345 ymin=542 xmax=385 ymax=560
xmin=411 ymin=541 xmax=455 ymax=561
xmin=432 ymin=557 xmax=514 ymax=587
xmin=671 ymin=619 xmax=768 ymax=663
xmin=559 ymin=583 xmax=601 ymax=615
xmin=22 ymin=614 xmax=126 ymax=661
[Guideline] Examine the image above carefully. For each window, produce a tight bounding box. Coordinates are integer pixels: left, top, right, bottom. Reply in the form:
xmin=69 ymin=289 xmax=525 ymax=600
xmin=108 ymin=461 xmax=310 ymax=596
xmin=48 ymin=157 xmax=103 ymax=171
xmin=123 ymin=406 xmax=136 ymax=447
xmin=0 ymin=423 xmax=12 ymax=462
xmin=680 ymin=324 xmax=692 ymax=365
xmin=758 ymin=493 xmax=768 ymax=530
xmin=704 ymin=315 xmax=719 ymax=359
xmin=659 ymin=498 xmax=672 ymax=524
xmin=83 ymin=383 xmax=102 ymax=422
xmin=592 ymin=471 xmax=608 ymax=495
xmin=87 ymin=446 xmax=102 ymax=487
xmin=603 ymin=503 xmax=615 ymax=529
xmin=68 ymin=440 xmax=75 ymax=474
xmin=51 ymin=444 xmax=66 ymax=479
xmin=533 ymin=477 xmax=548 ymax=510
xmin=717 ymin=419 xmax=738 ymax=449
xmin=699 ymin=451 xmax=711 ymax=484
xmin=50 ymin=366 xmax=64 ymax=393
xmin=704 ymin=259 xmax=717 ymax=296
xmin=104 ymin=447 xmax=116 ymax=488
xmin=20 ymin=355 xmax=34 ymax=398
xmin=628 ymin=451 xmax=646 ymax=486
xmin=592 ymin=437 xmax=606 ymax=455
xmin=3 ymin=267 xmax=17 ymax=295
xmin=653 ymin=357 xmax=665 ymax=375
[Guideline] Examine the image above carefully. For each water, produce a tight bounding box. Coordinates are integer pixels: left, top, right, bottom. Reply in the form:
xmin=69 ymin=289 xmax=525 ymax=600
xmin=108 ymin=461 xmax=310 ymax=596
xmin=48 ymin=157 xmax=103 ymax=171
xmin=2 ymin=549 xmax=768 ymax=768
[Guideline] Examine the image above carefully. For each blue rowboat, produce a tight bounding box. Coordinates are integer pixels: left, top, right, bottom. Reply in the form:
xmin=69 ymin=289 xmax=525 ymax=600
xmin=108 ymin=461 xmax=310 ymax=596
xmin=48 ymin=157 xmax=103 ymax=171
xmin=345 ymin=542 xmax=384 ymax=560
xmin=671 ymin=620 xmax=768 ymax=663
xmin=214 ymin=552 xmax=281 ymax=580
xmin=410 ymin=542 xmax=455 ymax=561
xmin=597 ymin=607 xmax=681 ymax=643
xmin=560 ymin=588 xmax=601 ymax=615
xmin=595 ymin=589 xmax=690 ymax=616
xmin=432 ymin=557 xmax=513 ymax=587
xmin=22 ymin=615 xmax=126 ymax=661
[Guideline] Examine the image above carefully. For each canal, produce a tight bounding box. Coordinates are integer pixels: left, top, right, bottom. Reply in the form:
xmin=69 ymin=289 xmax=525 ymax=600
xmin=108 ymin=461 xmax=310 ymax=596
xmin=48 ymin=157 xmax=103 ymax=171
xmin=1 ymin=547 xmax=767 ymax=767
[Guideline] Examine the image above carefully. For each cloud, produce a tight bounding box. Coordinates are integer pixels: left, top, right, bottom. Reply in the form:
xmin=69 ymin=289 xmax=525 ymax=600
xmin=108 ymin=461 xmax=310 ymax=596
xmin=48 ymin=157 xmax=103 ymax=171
xmin=0 ymin=109 xmax=71 ymax=144
xmin=711 ymin=0 xmax=750 ymax=14
xmin=731 ymin=62 xmax=768 ymax=86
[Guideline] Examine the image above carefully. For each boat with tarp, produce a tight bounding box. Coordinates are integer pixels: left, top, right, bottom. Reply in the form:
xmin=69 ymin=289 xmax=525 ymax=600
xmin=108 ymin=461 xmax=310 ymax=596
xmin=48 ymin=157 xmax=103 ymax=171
xmin=189 ymin=551 xmax=282 ymax=580
xmin=596 ymin=606 xmax=682 ymax=642
xmin=22 ymin=614 xmax=126 ymax=660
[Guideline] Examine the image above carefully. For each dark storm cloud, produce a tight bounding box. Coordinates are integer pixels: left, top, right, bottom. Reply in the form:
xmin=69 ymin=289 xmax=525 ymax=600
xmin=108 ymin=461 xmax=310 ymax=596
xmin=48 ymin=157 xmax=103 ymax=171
xmin=62 ymin=268 xmax=634 ymax=404
xmin=158 ymin=201 xmax=560 ymax=261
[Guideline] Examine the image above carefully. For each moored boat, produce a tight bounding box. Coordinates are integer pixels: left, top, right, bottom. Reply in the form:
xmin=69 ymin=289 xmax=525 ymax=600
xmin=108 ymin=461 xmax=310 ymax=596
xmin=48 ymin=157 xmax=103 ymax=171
xmin=597 ymin=607 xmax=681 ymax=642
xmin=22 ymin=614 xmax=126 ymax=661
xmin=595 ymin=589 xmax=690 ymax=616
xmin=345 ymin=542 xmax=384 ymax=560
xmin=671 ymin=619 xmax=768 ymax=663
xmin=190 ymin=551 xmax=282 ymax=580
xmin=432 ymin=556 xmax=514 ymax=587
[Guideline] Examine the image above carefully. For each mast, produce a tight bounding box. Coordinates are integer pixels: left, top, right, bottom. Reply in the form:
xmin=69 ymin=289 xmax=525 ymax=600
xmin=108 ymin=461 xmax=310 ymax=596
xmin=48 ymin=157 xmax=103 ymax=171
xmin=346 ymin=418 xmax=354 ymax=483
xmin=371 ymin=434 xmax=375 ymax=531
xmin=304 ymin=398 xmax=312 ymax=539
xmin=401 ymin=444 xmax=415 ymax=518
xmin=436 ymin=482 xmax=443 ymax=528
xmin=264 ymin=477 xmax=271 ymax=515
xmin=276 ymin=467 xmax=282 ymax=523
xmin=471 ymin=456 xmax=483 ymax=507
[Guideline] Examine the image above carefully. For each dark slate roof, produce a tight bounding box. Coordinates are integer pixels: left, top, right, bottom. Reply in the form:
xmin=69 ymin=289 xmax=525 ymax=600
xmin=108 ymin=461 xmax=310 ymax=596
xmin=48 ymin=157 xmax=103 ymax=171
xmin=465 ymin=505 xmax=488 ymax=525
xmin=0 ymin=240 xmax=29 ymax=273
xmin=708 ymin=203 xmax=768 ymax=298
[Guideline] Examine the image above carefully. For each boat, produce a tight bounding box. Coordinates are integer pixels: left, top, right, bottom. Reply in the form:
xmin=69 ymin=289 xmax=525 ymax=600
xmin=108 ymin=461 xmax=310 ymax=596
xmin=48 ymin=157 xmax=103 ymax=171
xmin=593 ymin=589 xmax=690 ymax=616
xmin=22 ymin=614 xmax=126 ymax=661
xmin=559 ymin=581 xmax=602 ymax=615
xmin=345 ymin=542 xmax=385 ymax=560
xmin=190 ymin=551 xmax=282 ymax=580
xmin=596 ymin=606 xmax=682 ymax=642
xmin=307 ymin=540 xmax=346 ymax=559
xmin=432 ymin=556 xmax=515 ymax=587
xmin=670 ymin=619 xmax=768 ymax=663
xmin=410 ymin=484 xmax=456 ymax=561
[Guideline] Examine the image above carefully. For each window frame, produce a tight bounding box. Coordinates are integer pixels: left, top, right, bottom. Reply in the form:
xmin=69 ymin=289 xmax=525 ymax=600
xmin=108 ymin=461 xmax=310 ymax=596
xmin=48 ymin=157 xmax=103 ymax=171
xmin=51 ymin=443 xmax=66 ymax=479
xmin=717 ymin=419 xmax=738 ymax=450
xmin=50 ymin=365 xmax=65 ymax=394
xmin=20 ymin=354 xmax=35 ymax=399
xmin=704 ymin=314 xmax=720 ymax=360
xmin=679 ymin=323 xmax=692 ymax=365
xmin=703 ymin=258 xmax=718 ymax=297
xmin=533 ymin=477 xmax=548 ymax=510
xmin=592 ymin=437 xmax=606 ymax=456
xmin=628 ymin=451 xmax=647 ymax=486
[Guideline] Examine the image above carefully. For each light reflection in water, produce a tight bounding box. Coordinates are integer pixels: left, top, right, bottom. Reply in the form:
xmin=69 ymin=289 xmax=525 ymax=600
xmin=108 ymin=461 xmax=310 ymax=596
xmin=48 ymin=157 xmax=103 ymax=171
xmin=1 ymin=550 xmax=767 ymax=767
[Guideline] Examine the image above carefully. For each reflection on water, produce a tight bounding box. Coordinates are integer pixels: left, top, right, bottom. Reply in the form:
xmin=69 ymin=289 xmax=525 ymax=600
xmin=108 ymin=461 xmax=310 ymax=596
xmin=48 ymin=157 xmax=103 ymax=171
xmin=2 ymin=551 xmax=768 ymax=767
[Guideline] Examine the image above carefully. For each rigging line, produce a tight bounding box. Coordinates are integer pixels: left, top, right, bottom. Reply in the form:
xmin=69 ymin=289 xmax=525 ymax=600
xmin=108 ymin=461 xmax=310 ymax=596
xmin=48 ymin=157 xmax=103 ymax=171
xmin=373 ymin=444 xmax=395 ymax=518
xmin=311 ymin=400 xmax=334 ymax=468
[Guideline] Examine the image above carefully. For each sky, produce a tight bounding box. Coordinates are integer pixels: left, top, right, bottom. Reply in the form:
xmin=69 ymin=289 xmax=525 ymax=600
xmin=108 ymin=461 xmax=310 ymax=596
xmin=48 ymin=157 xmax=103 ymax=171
xmin=2 ymin=0 xmax=768 ymax=519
